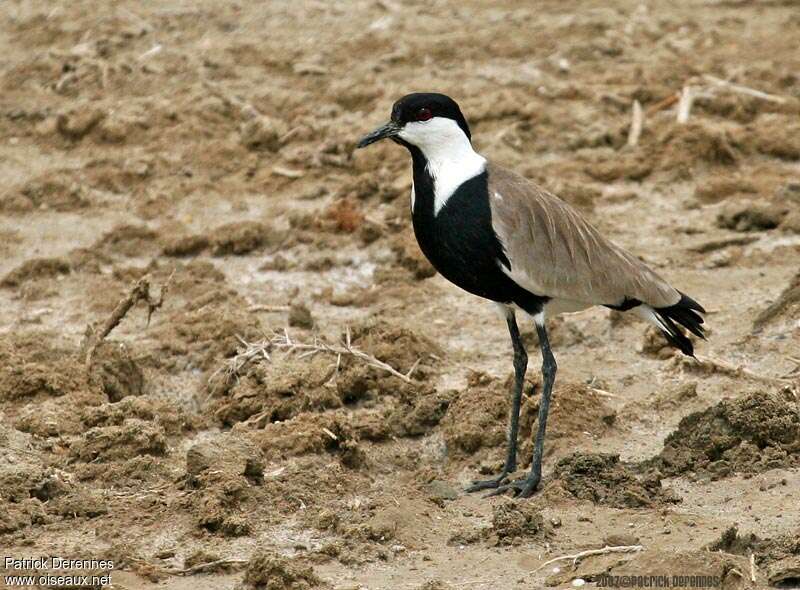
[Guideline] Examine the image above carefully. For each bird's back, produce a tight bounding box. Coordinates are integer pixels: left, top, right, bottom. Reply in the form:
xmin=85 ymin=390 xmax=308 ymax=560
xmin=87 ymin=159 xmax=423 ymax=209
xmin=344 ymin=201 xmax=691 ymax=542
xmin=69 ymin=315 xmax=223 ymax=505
xmin=487 ymin=163 xmax=680 ymax=310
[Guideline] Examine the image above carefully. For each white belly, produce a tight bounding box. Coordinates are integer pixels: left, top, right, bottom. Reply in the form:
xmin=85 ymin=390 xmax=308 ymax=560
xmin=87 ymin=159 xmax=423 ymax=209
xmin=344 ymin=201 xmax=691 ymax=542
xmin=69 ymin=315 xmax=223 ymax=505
xmin=544 ymin=298 xmax=593 ymax=315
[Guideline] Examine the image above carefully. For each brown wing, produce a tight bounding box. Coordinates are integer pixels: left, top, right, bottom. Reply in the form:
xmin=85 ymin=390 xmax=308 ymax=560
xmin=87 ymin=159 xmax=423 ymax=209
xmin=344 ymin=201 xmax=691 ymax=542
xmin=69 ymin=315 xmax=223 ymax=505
xmin=488 ymin=163 xmax=680 ymax=309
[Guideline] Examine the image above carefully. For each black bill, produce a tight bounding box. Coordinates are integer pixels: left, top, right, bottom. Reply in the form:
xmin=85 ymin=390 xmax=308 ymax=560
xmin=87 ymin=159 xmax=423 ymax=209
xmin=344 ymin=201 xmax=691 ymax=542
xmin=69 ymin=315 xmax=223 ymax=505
xmin=356 ymin=121 xmax=401 ymax=148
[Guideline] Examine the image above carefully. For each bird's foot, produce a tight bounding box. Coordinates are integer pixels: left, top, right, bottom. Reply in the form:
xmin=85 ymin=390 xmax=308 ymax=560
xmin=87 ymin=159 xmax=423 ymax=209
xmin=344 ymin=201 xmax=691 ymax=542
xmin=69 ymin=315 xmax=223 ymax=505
xmin=486 ymin=474 xmax=541 ymax=498
xmin=464 ymin=470 xmax=513 ymax=493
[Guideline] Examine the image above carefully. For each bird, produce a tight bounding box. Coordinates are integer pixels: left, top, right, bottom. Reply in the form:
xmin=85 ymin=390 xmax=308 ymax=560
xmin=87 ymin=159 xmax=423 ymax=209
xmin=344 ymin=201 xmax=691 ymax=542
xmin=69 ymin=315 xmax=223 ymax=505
xmin=356 ymin=92 xmax=706 ymax=498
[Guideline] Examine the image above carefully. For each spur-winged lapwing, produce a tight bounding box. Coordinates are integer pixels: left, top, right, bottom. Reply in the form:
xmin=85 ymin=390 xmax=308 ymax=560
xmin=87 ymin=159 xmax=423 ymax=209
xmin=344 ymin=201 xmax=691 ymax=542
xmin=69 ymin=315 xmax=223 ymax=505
xmin=357 ymin=93 xmax=706 ymax=498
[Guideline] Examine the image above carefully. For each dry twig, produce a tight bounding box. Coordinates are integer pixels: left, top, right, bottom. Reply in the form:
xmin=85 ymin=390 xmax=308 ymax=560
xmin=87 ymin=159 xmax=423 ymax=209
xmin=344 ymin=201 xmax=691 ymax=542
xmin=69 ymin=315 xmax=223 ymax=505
xmin=646 ymin=92 xmax=680 ymax=116
xmin=82 ymin=273 xmax=173 ymax=369
xmin=589 ymin=387 xmax=619 ymax=399
xmin=248 ymin=304 xmax=291 ymax=313
xmin=627 ymin=100 xmax=643 ymax=147
xmin=534 ymin=545 xmax=644 ymax=573
xmin=168 ymin=558 xmax=249 ymax=576
xmin=677 ymin=85 xmax=695 ymax=124
xmin=703 ymin=74 xmax=787 ymax=104
xmin=693 ymin=355 xmax=795 ymax=385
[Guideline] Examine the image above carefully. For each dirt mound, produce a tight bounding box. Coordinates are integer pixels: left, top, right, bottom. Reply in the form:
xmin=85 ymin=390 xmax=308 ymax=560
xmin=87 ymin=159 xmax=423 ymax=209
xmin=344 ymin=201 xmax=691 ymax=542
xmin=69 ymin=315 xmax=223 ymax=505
xmin=553 ymin=453 xmax=678 ymax=508
xmin=693 ymin=176 xmax=757 ymax=204
xmin=347 ymin=320 xmax=442 ymax=379
xmin=387 ymin=383 xmax=453 ymax=438
xmin=162 ymin=234 xmax=210 ymax=257
xmin=244 ymin=379 xmax=450 ymax=462
xmin=657 ymin=120 xmax=740 ymax=176
xmin=88 ymin=341 xmax=145 ymax=401
xmin=69 ymin=419 xmax=167 ymax=462
xmin=706 ymin=526 xmax=800 ymax=587
xmin=209 ymin=221 xmax=278 ymax=256
xmin=442 ymin=372 xmax=509 ymax=456
xmin=491 ymin=500 xmax=549 ymax=546
xmin=748 ymin=118 xmax=800 ymax=161
xmin=716 ymin=199 xmax=787 ymax=232
xmin=212 ymin=319 xmax=442 ymax=430
xmin=443 ymin=372 xmax=616 ymax=463
xmin=14 ymin=396 xmax=84 ymax=437
xmin=184 ymin=433 xmax=266 ymax=537
xmin=81 ymin=396 xmax=191 ymax=435
xmin=1 ymin=172 xmax=91 ymax=213
xmin=0 ymin=334 xmax=96 ymax=403
xmin=653 ymin=390 xmax=800 ymax=479
xmin=92 ymin=224 xmax=160 ymax=257
xmin=238 ymin=550 xmax=326 ymax=590
xmin=389 ymin=231 xmax=437 ymax=280
xmin=152 ymin=302 xmax=261 ymax=373
xmin=186 ymin=432 xmax=264 ymax=484
xmin=340 ymin=496 xmax=441 ymax=550
xmin=1 ymin=257 xmax=71 ymax=288
xmin=212 ymin=356 xmax=341 ymax=427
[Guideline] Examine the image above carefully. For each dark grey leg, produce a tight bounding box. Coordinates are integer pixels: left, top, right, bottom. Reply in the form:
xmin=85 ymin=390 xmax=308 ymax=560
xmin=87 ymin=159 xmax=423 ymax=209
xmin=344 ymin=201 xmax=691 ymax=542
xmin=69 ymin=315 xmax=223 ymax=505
xmin=490 ymin=317 xmax=556 ymax=498
xmin=465 ymin=313 xmax=528 ymax=492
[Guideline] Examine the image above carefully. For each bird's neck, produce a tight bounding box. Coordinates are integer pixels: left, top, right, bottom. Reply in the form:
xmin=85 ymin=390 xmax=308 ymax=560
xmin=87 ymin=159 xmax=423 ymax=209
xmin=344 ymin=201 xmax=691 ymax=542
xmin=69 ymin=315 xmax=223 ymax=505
xmin=408 ymin=138 xmax=486 ymax=217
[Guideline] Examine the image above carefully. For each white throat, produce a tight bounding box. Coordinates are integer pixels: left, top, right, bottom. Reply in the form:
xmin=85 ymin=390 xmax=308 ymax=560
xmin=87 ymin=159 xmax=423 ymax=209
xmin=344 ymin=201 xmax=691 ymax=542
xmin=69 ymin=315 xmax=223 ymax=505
xmin=398 ymin=117 xmax=486 ymax=216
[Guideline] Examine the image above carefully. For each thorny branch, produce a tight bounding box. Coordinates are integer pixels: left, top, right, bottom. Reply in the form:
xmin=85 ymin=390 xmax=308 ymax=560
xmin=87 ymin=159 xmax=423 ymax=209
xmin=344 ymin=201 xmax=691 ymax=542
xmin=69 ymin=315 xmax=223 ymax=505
xmin=211 ymin=328 xmax=420 ymax=392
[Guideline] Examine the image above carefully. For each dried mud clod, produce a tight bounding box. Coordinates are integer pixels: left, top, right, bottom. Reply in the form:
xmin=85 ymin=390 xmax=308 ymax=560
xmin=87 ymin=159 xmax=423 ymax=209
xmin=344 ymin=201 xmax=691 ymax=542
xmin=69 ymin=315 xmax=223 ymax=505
xmin=442 ymin=372 xmax=509 ymax=456
xmin=0 ymin=257 xmax=71 ymax=288
xmin=185 ymin=433 xmax=265 ymax=537
xmin=491 ymin=500 xmax=549 ymax=546
xmin=211 ymin=319 xmax=440 ymax=425
xmin=162 ymin=234 xmax=210 ymax=257
xmin=703 ymin=523 xmax=800 ymax=585
xmin=347 ymin=320 xmax=442 ymax=378
xmin=554 ymin=453 xmax=678 ymax=508
xmin=237 ymin=550 xmax=327 ymax=590
xmin=716 ymin=200 xmax=787 ymax=232
xmin=443 ymin=372 xmax=615 ymax=462
xmin=92 ymin=224 xmax=160 ymax=258
xmin=0 ymin=335 xmax=96 ymax=402
xmin=212 ymin=356 xmax=342 ymax=428
xmin=389 ymin=231 xmax=437 ymax=280
xmin=693 ymin=176 xmax=757 ymax=204
xmin=653 ymin=390 xmax=800 ymax=479
xmin=210 ymin=221 xmax=277 ymax=256
xmin=69 ymin=419 xmax=167 ymax=462
xmin=81 ymin=396 xmax=191 ymax=436
xmin=87 ymin=341 xmax=145 ymax=401
xmin=186 ymin=433 xmax=264 ymax=485
xmin=656 ymin=120 xmax=741 ymax=176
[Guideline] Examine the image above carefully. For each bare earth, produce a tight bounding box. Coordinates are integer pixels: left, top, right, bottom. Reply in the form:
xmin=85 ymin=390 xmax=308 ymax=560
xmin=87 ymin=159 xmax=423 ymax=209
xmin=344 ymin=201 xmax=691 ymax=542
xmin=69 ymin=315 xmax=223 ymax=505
xmin=1 ymin=1 xmax=799 ymax=589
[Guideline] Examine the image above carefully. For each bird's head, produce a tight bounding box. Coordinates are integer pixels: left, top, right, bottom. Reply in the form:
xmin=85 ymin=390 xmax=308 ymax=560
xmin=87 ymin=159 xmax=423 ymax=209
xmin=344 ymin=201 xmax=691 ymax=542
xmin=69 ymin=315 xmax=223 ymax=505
xmin=356 ymin=93 xmax=472 ymax=155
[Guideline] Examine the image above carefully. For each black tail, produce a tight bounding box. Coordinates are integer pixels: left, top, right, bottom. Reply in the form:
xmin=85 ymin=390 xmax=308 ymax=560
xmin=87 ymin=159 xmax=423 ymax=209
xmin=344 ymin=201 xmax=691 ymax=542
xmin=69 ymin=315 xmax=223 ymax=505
xmin=653 ymin=292 xmax=706 ymax=357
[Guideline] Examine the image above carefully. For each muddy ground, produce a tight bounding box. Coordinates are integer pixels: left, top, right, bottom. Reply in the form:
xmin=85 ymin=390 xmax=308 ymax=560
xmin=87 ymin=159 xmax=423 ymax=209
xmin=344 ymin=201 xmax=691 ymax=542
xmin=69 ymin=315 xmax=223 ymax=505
xmin=1 ymin=0 xmax=800 ymax=589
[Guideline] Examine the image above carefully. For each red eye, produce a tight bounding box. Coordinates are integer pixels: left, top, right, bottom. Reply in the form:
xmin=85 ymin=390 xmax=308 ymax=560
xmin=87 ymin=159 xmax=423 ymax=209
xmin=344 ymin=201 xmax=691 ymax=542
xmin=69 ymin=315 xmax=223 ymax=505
xmin=416 ymin=107 xmax=433 ymax=121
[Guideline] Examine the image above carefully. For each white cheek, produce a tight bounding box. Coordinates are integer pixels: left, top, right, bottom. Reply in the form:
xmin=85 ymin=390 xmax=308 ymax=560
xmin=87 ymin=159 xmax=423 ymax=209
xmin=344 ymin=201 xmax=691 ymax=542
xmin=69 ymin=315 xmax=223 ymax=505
xmin=398 ymin=121 xmax=428 ymax=144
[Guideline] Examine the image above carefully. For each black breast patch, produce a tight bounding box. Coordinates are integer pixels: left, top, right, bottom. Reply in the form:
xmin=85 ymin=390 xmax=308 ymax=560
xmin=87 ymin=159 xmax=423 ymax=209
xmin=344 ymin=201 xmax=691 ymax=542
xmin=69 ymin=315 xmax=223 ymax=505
xmin=409 ymin=162 xmax=547 ymax=315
